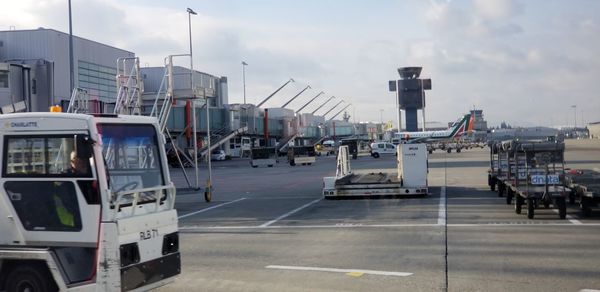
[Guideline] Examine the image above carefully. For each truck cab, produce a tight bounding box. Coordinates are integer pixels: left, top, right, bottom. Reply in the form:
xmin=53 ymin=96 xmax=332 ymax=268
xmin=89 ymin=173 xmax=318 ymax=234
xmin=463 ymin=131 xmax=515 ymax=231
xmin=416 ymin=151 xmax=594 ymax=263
xmin=0 ymin=113 xmax=179 ymax=291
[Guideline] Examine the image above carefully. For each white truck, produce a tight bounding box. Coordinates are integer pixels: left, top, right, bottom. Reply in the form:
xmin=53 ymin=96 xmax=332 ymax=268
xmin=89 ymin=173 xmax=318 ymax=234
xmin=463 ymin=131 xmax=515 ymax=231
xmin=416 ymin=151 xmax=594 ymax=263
xmin=323 ymin=144 xmax=428 ymax=198
xmin=0 ymin=112 xmax=180 ymax=291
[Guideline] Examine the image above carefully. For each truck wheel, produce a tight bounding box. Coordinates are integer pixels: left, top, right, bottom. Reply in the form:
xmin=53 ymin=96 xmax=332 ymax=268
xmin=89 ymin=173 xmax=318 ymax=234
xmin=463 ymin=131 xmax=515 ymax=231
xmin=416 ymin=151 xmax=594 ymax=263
xmin=515 ymin=195 xmax=523 ymax=214
xmin=372 ymin=153 xmax=380 ymax=158
xmin=527 ymin=199 xmax=535 ymax=219
xmin=6 ymin=264 xmax=54 ymax=292
xmin=506 ymin=188 xmax=513 ymax=205
xmin=556 ymin=198 xmax=566 ymax=219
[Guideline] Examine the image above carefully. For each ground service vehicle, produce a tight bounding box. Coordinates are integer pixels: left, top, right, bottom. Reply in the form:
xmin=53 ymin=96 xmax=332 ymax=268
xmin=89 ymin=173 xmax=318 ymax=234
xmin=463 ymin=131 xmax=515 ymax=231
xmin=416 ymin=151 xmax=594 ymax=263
xmin=494 ymin=140 xmax=569 ymax=219
xmin=370 ymin=142 xmax=396 ymax=158
xmin=287 ymin=146 xmax=316 ymax=166
xmin=565 ymin=169 xmax=600 ymax=217
xmin=323 ymin=144 xmax=428 ymax=198
xmin=250 ymin=147 xmax=276 ymax=168
xmin=340 ymin=138 xmax=359 ymax=159
xmin=0 ymin=113 xmax=180 ymax=291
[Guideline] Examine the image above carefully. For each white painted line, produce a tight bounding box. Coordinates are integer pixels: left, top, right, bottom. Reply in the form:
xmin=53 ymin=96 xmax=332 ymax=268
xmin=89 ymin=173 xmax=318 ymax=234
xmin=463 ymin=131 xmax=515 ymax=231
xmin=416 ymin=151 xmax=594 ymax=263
xmin=266 ymin=265 xmax=412 ymax=277
xmin=580 ymin=289 xmax=600 ymax=292
xmin=438 ymin=186 xmax=446 ymax=226
xmin=179 ymin=222 xmax=600 ymax=230
xmin=551 ymin=209 xmax=583 ymax=225
xmin=178 ymin=198 xmax=247 ymax=219
xmin=260 ymin=198 xmax=322 ymax=227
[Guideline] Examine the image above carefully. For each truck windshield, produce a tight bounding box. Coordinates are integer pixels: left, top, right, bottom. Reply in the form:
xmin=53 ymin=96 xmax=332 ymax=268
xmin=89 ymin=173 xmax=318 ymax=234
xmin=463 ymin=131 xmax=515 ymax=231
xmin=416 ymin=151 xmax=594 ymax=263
xmin=97 ymin=123 xmax=165 ymax=204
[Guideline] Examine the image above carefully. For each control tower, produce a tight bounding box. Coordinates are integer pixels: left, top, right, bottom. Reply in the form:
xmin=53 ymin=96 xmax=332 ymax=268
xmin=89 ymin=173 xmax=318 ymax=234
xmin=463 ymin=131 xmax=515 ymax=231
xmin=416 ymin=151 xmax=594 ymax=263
xmin=389 ymin=67 xmax=431 ymax=131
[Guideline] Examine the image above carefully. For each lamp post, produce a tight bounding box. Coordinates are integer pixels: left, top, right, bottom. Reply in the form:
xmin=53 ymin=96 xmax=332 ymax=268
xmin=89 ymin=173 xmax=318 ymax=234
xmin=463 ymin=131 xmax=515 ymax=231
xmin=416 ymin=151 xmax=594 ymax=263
xmin=571 ymin=105 xmax=577 ymax=129
xmin=68 ymin=0 xmax=74 ymax=93
xmin=242 ymin=61 xmax=248 ymax=104
xmin=186 ymin=7 xmax=199 ymax=191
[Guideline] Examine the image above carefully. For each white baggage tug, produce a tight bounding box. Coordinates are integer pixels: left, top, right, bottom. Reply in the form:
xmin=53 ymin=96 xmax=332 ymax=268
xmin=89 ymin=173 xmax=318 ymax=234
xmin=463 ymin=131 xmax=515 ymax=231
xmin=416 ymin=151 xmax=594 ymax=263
xmin=0 ymin=112 xmax=179 ymax=291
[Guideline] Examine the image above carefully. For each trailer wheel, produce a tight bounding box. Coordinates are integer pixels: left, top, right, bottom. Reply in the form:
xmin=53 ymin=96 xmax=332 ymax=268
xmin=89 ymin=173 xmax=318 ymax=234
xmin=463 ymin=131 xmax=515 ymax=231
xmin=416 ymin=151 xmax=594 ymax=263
xmin=556 ymin=197 xmax=566 ymax=219
xmin=581 ymin=197 xmax=592 ymax=217
xmin=515 ymin=195 xmax=523 ymax=214
xmin=352 ymin=153 xmax=358 ymax=159
xmin=428 ymin=150 xmax=433 ymax=154
xmin=497 ymin=183 xmax=504 ymax=197
xmin=506 ymin=188 xmax=513 ymax=205
xmin=568 ymin=190 xmax=576 ymax=205
xmin=268 ymin=165 xmax=273 ymax=167
xmin=290 ymin=160 xmax=295 ymax=166
xmin=527 ymin=199 xmax=535 ymax=219
xmin=490 ymin=177 xmax=496 ymax=192
xmin=543 ymin=200 xmax=550 ymax=209
xmin=5 ymin=264 xmax=54 ymax=292
xmin=251 ymin=165 xmax=258 ymax=168
xmin=447 ymin=149 xmax=452 ymax=153
xmin=456 ymin=148 xmax=461 ymax=153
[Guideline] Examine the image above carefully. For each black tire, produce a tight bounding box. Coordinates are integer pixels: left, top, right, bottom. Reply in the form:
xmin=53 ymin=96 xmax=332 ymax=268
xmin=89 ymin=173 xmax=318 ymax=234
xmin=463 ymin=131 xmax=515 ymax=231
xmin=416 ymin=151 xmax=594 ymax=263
xmin=204 ymin=188 xmax=212 ymax=202
xmin=490 ymin=178 xmax=496 ymax=192
xmin=6 ymin=264 xmax=55 ymax=292
xmin=497 ymin=183 xmax=504 ymax=197
xmin=352 ymin=154 xmax=358 ymax=160
xmin=251 ymin=165 xmax=258 ymax=168
xmin=457 ymin=148 xmax=461 ymax=153
xmin=506 ymin=188 xmax=513 ymax=205
xmin=557 ymin=197 xmax=566 ymax=219
xmin=543 ymin=201 xmax=550 ymax=209
xmin=447 ymin=149 xmax=452 ymax=153
xmin=372 ymin=153 xmax=380 ymax=158
xmin=290 ymin=160 xmax=295 ymax=166
xmin=428 ymin=150 xmax=433 ymax=154
xmin=581 ymin=197 xmax=592 ymax=217
xmin=569 ymin=190 xmax=576 ymax=205
xmin=527 ymin=199 xmax=535 ymax=219
xmin=515 ymin=195 xmax=523 ymax=214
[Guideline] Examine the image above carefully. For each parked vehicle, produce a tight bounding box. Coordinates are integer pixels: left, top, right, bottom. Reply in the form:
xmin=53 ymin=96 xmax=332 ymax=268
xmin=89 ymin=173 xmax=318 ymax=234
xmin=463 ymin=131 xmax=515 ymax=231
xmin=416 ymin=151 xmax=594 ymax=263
xmin=211 ymin=149 xmax=227 ymax=161
xmin=370 ymin=142 xmax=396 ymax=158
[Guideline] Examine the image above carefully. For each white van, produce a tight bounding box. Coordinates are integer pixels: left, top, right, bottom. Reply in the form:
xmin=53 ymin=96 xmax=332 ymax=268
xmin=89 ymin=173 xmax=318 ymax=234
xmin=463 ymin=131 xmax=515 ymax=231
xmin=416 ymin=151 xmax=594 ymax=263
xmin=370 ymin=142 xmax=396 ymax=158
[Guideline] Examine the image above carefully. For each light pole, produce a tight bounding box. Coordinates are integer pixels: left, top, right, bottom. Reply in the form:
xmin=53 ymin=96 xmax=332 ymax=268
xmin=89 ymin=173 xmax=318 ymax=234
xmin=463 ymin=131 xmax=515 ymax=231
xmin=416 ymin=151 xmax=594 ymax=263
xmin=380 ymin=109 xmax=384 ymax=124
xmin=68 ymin=0 xmax=74 ymax=93
xmin=242 ymin=61 xmax=248 ymax=104
xmin=571 ymin=105 xmax=577 ymax=128
xmin=186 ymin=8 xmax=199 ymax=190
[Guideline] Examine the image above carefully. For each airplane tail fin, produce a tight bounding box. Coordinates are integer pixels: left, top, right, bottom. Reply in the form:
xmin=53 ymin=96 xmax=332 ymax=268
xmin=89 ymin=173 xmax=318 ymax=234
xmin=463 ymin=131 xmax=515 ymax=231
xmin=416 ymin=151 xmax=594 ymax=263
xmin=450 ymin=113 xmax=471 ymax=138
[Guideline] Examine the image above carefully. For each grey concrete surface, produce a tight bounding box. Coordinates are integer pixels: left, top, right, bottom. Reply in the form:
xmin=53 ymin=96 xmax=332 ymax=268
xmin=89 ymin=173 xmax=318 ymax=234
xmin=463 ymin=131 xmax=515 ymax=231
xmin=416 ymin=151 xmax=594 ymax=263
xmin=161 ymin=139 xmax=600 ymax=292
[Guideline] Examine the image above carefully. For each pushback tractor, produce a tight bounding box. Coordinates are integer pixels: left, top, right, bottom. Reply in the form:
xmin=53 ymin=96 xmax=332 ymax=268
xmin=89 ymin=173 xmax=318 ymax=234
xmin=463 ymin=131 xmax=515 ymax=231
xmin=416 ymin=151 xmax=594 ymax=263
xmin=0 ymin=113 xmax=180 ymax=291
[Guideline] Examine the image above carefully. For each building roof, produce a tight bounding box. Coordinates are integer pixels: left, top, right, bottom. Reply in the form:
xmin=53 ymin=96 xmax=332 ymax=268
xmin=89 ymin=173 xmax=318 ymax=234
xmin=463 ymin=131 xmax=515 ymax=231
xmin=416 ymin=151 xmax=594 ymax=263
xmin=0 ymin=28 xmax=134 ymax=55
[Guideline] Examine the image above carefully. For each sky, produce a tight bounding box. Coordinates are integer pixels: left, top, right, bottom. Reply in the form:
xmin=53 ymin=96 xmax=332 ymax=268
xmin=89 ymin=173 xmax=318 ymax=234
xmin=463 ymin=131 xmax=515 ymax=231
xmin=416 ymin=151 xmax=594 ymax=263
xmin=1 ymin=0 xmax=599 ymax=127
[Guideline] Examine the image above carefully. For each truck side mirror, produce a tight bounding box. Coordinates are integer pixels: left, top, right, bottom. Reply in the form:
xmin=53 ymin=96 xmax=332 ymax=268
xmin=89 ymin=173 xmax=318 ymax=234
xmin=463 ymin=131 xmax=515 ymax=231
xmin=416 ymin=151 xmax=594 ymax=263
xmin=76 ymin=135 xmax=94 ymax=159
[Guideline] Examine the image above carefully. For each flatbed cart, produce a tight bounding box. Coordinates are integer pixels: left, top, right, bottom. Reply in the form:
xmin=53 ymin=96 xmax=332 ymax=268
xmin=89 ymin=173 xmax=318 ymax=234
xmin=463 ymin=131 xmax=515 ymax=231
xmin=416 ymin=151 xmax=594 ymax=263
xmin=565 ymin=169 xmax=600 ymax=217
xmin=287 ymin=146 xmax=316 ymax=166
xmin=250 ymin=147 xmax=277 ymax=168
xmin=501 ymin=140 xmax=569 ymax=219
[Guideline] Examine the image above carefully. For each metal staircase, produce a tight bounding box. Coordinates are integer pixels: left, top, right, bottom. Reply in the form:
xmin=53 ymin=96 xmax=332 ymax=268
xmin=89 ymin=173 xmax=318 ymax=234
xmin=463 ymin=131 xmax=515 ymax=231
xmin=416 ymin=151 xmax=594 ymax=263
xmin=113 ymin=57 xmax=143 ymax=115
xmin=66 ymin=88 xmax=91 ymax=113
xmin=198 ymin=125 xmax=248 ymax=158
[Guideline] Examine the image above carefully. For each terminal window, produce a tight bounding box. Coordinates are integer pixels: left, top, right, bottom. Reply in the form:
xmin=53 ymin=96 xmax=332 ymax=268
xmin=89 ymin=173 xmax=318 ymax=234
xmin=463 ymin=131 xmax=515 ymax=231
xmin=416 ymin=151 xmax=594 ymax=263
xmin=77 ymin=61 xmax=118 ymax=102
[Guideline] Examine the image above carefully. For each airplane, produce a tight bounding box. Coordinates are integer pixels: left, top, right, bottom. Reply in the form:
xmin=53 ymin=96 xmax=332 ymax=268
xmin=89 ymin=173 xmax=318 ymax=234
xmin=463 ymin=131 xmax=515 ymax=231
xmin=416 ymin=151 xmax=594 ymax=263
xmin=393 ymin=113 xmax=474 ymax=144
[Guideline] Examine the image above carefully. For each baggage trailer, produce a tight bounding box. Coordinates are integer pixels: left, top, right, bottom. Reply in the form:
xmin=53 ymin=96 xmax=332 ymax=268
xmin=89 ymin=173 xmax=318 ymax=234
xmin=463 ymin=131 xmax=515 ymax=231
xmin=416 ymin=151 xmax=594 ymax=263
xmin=250 ymin=147 xmax=277 ymax=168
xmin=489 ymin=141 xmax=512 ymax=197
xmin=323 ymin=144 xmax=428 ymax=198
xmin=499 ymin=140 xmax=569 ymax=219
xmin=0 ymin=112 xmax=180 ymax=291
xmin=287 ymin=146 xmax=316 ymax=166
xmin=565 ymin=169 xmax=600 ymax=217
